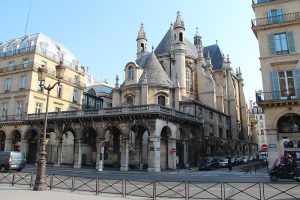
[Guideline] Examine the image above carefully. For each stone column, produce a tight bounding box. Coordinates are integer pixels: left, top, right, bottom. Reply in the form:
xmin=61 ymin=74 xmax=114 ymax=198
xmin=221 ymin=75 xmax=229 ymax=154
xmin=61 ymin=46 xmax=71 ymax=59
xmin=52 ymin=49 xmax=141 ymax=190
xmin=96 ymin=137 xmax=101 ymax=170
xmin=120 ymin=136 xmax=129 ymax=171
xmin=147 ymin=136 xmax=161 ymax=172
xmin=54 ymin=137 xmax=63 ymax=167
xmin=168 ymin=138 xmax=177 ymax=169
xmin=20 ymin=139 xmax=27 ymax=153
xmin=73 ymin=138 xmax=82 ymax=169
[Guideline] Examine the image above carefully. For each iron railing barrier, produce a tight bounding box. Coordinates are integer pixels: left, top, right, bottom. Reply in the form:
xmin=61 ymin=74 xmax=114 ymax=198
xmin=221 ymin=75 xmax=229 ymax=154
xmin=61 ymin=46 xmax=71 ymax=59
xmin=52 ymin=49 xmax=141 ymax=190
xmin=239 ymin=161 xmax=268 ymax=173
xmin=1 ymin=172 xmax=300 ymax=199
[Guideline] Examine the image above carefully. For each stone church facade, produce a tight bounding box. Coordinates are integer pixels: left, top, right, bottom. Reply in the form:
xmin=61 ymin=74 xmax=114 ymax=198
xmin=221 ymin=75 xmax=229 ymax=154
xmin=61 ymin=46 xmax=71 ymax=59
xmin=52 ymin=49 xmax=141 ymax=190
xmin=0 ymin=12 xmax=257 ymax=172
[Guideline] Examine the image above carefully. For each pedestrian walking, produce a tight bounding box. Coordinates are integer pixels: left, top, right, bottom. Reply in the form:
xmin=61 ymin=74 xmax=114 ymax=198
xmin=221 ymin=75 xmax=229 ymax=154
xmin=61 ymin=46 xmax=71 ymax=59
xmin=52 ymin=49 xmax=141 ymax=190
xmin=228 ymin=157 xmax=232 ymax=171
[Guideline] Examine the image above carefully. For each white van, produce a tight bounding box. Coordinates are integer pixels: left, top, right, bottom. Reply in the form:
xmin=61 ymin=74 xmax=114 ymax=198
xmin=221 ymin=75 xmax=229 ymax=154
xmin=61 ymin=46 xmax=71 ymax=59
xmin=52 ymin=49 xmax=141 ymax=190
xmin=0 ymin=151 xmax=26 ymax=172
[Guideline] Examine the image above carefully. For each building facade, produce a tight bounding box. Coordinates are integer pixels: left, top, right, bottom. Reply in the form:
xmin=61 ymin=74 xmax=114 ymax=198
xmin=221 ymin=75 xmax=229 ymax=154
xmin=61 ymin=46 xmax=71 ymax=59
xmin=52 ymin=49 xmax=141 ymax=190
xmin=252 ymin=0 xmax=300 ymax=167
xmin=0 ymin=12 xmax=256 ymax=172
xmin=249 ymin=100 xmax=267 ymax=151
xmin=0 ymin=33 xmax=85 ymax=159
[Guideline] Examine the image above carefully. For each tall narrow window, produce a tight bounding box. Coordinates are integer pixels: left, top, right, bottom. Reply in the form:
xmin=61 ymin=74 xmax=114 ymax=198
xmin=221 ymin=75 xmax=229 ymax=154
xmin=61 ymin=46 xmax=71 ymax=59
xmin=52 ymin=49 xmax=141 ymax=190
xmin=268 ymin=9 xmax=284 ymax=24
xmin=8 ymin=62 xmax=14 ymax=71
xmin=16 ymin=101 xmax=23 ymax=116
xmin=35 ymin=103 xmax=42 ymax=114
xmin=57 ymin=85 xmax=62 ymax=98
xmin=5 ymin=78 xmax=12 ymax=92
xmin=126 ymin=96 xmax=133 ymax=106
xmin=22 ymin=59 xmax=29 ymax=68
xmin=186 ymin=67 xmax=193 ymax=92
xmin=19 ymin=76 xmax=27 ymax=90
xmin=274 ymin=33 xmax=288 ymax=54
xmin=1 ymin=103 xmax=8 ymax=119
xmin=158 ymin=95 xmax=165 ymax=106
xmin=141 ymin=43 xmax=145 ymax=52
xmin=278 ymin=70 xmax=295 ymax=97
xmin=179 ymin=32 xmax=183 ymax=42
xmin=128 ymin=66 xmax=134 ymax=81
xmin=73 ymin=90 xmax=78 ymax=103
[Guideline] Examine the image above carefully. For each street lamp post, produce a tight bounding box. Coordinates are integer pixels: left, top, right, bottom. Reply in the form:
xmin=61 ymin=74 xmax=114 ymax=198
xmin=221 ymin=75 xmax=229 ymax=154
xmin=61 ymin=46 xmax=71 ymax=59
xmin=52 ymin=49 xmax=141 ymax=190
xmin=33 ymin=61 xmax=66 ymax=191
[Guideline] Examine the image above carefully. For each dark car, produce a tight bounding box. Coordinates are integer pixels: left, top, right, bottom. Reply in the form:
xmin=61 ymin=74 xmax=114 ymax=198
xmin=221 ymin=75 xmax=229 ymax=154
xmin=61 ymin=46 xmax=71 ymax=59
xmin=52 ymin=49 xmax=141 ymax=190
xmin=199 ymin=157 xmax=220 ymax=170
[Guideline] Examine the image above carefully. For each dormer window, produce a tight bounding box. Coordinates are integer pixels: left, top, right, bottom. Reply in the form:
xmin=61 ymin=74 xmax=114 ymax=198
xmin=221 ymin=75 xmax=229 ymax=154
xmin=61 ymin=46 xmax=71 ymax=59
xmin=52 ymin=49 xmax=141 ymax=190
xmin=128 ymin=66 xmax=134 ymax=81
xmin=127 ymin=96 xmax=133 ymax=106
xmin=158 ymin=95 xmax=166 ymax=106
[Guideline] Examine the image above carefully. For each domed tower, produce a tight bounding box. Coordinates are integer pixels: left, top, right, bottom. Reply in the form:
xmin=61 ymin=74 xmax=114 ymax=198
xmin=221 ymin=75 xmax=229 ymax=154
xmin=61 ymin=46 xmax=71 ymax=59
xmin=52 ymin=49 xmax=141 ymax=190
xmin=173 ymin=11 xmax=186 ymax=95
xmin=136 ymin=23 xmax=147 ymax=59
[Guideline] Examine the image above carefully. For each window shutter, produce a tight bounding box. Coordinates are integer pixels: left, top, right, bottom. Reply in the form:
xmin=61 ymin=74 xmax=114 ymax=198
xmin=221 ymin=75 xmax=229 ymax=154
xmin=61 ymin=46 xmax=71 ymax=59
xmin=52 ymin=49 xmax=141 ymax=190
xmin=287 ymin=32 xmax=295 ymax=53
xmin=270 ymin=71 xmax=280 ymax=99
xmin=277 ymin=8 xmax=284 ymax=22
xmin=267 ymin=10 xmax=272 ymax=24
xmin=268 ymin=34 xmax=276 ymax=55
xmin=294 ymin=69 xmax=300 ymax=97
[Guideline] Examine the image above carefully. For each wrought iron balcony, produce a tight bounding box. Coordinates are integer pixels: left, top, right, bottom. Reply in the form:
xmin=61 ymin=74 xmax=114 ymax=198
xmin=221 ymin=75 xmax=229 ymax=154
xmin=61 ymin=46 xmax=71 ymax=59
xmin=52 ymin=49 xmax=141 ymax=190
xmin=256 ymin=89 xmax=300 ymax=102
xmin=252 ymin=0 xmax=279 ymax=5
xmin=252 ymin=12 xmax=300 ymax=28
xmin=0 ymin=45 xmax=84 ymax=73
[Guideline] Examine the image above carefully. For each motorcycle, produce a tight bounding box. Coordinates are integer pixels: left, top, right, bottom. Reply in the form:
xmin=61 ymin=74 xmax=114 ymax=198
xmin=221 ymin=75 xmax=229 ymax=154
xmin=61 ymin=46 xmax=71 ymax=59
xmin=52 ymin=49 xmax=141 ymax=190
xmin=269 ymin=159 xmax=300 ymax=182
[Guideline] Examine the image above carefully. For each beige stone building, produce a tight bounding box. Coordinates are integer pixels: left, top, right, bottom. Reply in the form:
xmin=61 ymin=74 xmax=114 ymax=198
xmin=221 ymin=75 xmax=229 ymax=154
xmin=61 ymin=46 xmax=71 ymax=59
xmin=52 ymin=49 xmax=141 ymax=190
xmin=252 ymin=0 xmax=300 ymax=167
xmin=0 ymin=33 xmax=85 ymax=161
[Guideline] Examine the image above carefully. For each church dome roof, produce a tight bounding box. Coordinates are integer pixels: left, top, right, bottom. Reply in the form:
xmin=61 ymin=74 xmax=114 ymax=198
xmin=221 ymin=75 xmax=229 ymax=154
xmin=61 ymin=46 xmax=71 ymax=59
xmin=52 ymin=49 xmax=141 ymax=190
xmin=154 ymin=28 xmax=198 ymax=58
xmin=137 ymin=52 xmax=173 ymax=87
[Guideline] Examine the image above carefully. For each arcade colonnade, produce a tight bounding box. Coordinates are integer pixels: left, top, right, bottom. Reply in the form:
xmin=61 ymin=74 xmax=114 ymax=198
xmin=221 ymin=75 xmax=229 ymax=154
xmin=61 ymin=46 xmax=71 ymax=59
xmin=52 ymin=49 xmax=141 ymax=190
xmin=0 ymin=118 xmax=202 ymax=172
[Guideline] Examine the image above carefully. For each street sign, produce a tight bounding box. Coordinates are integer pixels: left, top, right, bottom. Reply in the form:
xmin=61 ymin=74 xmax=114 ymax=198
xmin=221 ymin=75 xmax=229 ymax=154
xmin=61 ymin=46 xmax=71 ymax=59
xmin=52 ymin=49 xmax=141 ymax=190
xmin=261 ymin=144 xmax=268 ymax=151
xmin=171 ymin=147 xmax=176 ymax=153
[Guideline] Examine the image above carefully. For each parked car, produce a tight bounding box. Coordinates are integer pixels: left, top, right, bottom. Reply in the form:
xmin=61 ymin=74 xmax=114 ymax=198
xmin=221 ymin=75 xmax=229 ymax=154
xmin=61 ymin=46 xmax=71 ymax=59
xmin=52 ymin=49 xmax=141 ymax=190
xmin=198 ymin=157 xmax=220 ymax=170
xmin=219 ymin=158 xmax=229 ymax=168
xmin=241 ymin=156 xmax=249 ymax=164
xmin=0 ymin=151 xmax=26 ymax=172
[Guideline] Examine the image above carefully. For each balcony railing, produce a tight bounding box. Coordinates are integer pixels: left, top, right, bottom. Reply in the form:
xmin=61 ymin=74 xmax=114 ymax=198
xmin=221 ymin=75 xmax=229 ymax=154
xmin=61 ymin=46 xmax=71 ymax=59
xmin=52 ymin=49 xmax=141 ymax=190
xmin=0 ymin=104 xmax=204 ymax=124
xmin=252 ymin=0 xmax=279 ymax=5
xmin=252 ymin=12 xmax=300 ymax=27
xmin=256 ymin=89 xmax=300 ymax=102
xmin=0 ymin=62 xmax=85 ymax=88
xmin=0 ymin=45 xmax=84 ymax=73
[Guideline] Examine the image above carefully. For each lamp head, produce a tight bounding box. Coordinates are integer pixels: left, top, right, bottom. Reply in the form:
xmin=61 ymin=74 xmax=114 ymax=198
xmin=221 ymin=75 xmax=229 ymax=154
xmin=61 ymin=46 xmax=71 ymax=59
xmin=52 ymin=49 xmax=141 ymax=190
xmin=38 ymin=65 xmax=48 ymax=82
xmin=55 ymin=61 xmax=66 ymax=80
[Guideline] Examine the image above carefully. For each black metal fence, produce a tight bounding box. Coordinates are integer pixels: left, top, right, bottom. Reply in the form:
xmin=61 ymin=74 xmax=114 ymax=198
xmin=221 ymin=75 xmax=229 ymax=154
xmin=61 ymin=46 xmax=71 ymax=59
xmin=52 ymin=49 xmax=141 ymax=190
xmin=1 ymin=172 xmax=300 ymax=199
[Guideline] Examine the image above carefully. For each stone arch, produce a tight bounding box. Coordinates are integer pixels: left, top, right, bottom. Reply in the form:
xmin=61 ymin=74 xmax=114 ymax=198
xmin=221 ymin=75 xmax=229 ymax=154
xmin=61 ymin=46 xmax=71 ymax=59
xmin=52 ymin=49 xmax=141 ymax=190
xmin=103 ymin=125 xmax=122 ymax=168
xmin=160 ymin=126 xmax=171 ymax=170
xmin=46 ymin=126 xmax=57 ymax=164
xmin=24 ymin=129 xmax=38 ymax=164
xmin=81 ymin=126 xmax=97 ymax=166
xmin=272 ymin=110 xmax=300 ymax=130
xmin=11 ymin=129 xmax=22 ymax=152
xmin=277 ymin=113 xmax=300 ymax=133
xmin=0 ymin=130 xmax=6 ymax=151
xmin=61 ymin=127 xmax=76 ymax=165
xmin=128 ymin=123 xmax=149 ymax=169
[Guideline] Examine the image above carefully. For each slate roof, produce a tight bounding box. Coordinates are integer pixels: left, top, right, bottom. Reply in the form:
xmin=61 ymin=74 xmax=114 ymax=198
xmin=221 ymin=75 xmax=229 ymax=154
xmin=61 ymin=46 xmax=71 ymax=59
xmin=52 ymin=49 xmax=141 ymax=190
xmin=203 ymin=44 xmax=224 ymax=70
xmin=137 ymin=52 xmax=173 ymax=87
xmin=154 ymin=28 xmax=198 ymax=58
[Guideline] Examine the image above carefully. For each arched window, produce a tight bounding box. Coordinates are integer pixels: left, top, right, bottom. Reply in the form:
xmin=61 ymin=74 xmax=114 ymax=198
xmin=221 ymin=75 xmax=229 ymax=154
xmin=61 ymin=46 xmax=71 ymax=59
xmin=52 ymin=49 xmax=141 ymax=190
xmin=128 ymin=66 xmax=134 ymax=81
xmin=186 ymin=67 xmax=193 ymax=91
xmin=158 ymin=95 xmax=165 ymax=106
xmin=141 ymin=43 xmax=144 ymax=52
xmin=209 ymin=125 xmax=214 ymax=137
xmin=127 ymin=96 xmax=133 ymax=106
xmin=179 ymin=32 xmax=183 ymax=42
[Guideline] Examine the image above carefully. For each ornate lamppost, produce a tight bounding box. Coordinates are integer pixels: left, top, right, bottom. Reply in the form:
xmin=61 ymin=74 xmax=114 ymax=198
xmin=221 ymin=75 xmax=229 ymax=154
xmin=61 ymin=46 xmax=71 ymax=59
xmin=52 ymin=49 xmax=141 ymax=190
xmin=33 ymin=61 xmax=66 ymax=191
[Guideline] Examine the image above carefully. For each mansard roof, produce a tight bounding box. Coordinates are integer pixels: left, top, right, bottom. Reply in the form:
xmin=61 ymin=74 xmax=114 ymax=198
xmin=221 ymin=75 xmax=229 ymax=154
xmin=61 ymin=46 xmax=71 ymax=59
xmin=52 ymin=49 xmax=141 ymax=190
xmin=203 ymin=44 xmax=224 ymax=70
xmin=154 ymin=28 xmax=198 ymax=58
xmin=137 ymin=52 xmax=172 ymax=87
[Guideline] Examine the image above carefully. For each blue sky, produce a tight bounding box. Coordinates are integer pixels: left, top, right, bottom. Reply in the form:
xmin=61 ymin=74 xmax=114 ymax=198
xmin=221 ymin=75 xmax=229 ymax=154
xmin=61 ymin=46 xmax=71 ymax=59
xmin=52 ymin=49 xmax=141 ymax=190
xmin=1 ymin=0 xmax=261 ymax=102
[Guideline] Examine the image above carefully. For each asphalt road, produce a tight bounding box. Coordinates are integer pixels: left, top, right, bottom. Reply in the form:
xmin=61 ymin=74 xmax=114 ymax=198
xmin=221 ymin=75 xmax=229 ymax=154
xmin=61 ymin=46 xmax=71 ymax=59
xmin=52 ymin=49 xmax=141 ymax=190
xmin=22 ymin=164 xmax=272 ymax=182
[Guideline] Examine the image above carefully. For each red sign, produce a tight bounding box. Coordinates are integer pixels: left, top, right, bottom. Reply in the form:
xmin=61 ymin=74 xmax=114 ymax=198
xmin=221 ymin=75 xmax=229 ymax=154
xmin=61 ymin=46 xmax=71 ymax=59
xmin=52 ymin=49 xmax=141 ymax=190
xmin=171 ymin=148 xmax=176 ymax=153
xmin=261 ymin=144 xmax=268 ymax=151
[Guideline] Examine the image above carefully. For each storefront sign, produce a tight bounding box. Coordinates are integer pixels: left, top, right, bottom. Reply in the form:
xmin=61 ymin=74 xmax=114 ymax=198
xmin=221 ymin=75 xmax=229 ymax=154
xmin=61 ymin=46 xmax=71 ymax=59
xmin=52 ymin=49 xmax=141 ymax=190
xmin=269 ymin=144 xmax=276 ymax=148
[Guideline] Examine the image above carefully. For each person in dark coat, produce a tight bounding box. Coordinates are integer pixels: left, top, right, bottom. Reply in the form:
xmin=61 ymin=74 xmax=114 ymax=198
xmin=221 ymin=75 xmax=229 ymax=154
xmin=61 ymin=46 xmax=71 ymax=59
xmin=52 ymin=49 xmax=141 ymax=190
xmin=228 ymin=157 xmax=232 ymax=171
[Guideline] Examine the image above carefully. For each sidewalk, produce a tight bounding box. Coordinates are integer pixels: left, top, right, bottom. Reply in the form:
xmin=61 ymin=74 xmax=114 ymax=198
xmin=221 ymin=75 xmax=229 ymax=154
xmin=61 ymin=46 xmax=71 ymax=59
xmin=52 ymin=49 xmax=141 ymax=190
xmin=0 ymin=185 xmax=133 ymax=200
